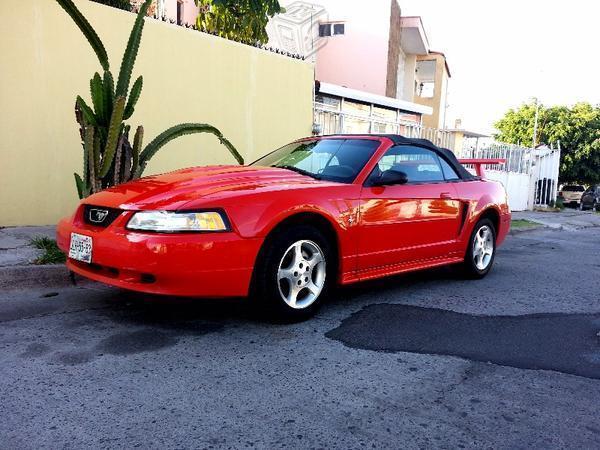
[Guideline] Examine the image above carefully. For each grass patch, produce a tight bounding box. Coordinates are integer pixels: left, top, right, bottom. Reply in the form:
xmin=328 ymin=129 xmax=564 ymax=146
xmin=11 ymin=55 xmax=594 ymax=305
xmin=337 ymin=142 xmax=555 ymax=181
xmin=30 ymin=236 xmax=66 ymax=265
xmin=511 ymin=219 xmax=540 ymax=229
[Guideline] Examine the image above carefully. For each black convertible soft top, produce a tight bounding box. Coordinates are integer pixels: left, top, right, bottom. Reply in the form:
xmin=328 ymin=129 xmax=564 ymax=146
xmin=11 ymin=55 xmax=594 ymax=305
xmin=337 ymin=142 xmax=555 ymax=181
xmin=320 ymin=134 xmax=475 ymax=181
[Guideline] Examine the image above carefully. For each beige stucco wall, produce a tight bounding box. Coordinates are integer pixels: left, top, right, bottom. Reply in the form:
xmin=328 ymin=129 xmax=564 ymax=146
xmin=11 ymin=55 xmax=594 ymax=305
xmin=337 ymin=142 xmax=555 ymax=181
xmin=401 ymin=54 xmax=417 ymax=102
xmin=414 ymin=53 xmax=449 ymax=129
xmin=0 ymin=0 xmax=313 ymax=226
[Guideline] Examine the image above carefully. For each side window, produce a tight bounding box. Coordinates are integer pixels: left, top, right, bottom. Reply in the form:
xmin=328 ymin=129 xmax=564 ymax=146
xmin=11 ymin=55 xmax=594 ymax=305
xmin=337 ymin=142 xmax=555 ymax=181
xmin=439 ymin=157 xmax=460 ymax=181
xmin=370 ymin=145 xmax=445 ymax=183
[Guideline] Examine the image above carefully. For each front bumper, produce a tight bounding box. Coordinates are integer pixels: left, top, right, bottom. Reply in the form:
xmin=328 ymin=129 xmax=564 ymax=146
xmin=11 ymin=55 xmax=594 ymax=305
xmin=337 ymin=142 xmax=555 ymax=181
xmin=498 ymin=211 xmax=511 ymax=245
xmin=56 ymin=209 xmax=263 ymax=298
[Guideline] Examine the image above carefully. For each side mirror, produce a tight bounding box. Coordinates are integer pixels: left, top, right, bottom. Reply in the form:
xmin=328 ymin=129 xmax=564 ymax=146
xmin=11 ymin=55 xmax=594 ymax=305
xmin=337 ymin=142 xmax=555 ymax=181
xmin=371 ymin=169 xmax=408 ymax=187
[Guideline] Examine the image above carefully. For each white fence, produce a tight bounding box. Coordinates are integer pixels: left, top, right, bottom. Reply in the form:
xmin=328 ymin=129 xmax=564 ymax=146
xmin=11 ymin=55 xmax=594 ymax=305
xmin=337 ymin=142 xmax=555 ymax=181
xmin=486 ymin=171 xmax=531 ymax=211
xmin=456 ymin=141 xmax=561 ymax=211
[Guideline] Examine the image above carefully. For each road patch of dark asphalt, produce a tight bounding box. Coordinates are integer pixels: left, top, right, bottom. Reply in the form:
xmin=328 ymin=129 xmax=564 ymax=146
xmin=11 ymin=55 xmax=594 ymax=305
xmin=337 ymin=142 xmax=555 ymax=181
xmin=326 ymin=304 xmax=600 ymax=379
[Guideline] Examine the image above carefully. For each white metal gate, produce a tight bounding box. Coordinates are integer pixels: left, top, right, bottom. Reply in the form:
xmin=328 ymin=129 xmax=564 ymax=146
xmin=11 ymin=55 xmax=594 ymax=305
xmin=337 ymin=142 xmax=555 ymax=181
xmin=530 ymin=144 xmax=562 ymax=208
xmin=456 ymin=141 xmax=561 ymax=211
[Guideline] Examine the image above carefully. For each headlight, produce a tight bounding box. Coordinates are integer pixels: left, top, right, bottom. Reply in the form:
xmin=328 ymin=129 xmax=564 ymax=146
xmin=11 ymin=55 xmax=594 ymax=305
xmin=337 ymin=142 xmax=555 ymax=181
xmin=126 ymin=211 xmax=229 ymax=232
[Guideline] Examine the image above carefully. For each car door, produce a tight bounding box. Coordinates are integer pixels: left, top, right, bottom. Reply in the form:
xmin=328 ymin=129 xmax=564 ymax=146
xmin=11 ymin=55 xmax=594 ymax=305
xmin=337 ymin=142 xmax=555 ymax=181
xmin=357 ymin=145 xmax=463 ymax=272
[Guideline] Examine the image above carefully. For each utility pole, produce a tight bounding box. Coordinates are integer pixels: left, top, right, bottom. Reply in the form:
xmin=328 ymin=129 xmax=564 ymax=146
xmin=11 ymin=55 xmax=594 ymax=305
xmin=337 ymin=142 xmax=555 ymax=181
xmin=532 ymin=98 xmax=540 ymax=148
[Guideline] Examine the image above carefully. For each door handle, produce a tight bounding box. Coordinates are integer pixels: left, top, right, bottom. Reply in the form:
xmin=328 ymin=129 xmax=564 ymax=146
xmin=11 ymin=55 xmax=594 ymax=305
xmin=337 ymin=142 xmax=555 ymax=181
xmin=440 ymin=192 xmax=453 ymax=199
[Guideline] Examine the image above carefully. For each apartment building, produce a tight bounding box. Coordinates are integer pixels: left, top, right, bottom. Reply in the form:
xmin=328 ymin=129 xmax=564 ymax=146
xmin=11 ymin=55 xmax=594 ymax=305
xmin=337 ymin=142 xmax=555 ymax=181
xmin=266 ymin=1 xmax=451 ymax=135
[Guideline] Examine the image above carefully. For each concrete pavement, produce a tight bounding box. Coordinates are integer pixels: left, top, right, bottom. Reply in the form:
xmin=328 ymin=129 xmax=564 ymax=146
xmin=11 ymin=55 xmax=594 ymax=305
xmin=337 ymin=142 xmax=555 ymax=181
xmin=512 ymin=208 xmax=600 ymax=231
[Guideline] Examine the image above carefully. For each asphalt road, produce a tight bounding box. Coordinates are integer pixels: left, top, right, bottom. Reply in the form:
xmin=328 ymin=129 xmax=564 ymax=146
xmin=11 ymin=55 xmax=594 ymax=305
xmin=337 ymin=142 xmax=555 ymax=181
xmin=1 ymin=228 xmax=600 ymax=449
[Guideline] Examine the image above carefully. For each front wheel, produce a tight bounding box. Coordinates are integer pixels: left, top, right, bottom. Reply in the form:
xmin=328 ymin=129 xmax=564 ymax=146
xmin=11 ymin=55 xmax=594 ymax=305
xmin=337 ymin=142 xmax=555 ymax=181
xmin=461 ymin=218 xmax=497 ymax=279
xmin=252 ymin=225 xmax=333 ymax=321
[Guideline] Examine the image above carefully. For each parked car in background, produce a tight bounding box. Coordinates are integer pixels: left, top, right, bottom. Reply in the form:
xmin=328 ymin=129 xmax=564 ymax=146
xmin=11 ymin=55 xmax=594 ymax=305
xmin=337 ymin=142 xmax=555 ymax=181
xmin=558 ymin=185 xmax=586 ymax=206
xmin=580 ymin=185 xmax=600 ymax=211
xmin=57 ymin=134 xmax=511 ymax=321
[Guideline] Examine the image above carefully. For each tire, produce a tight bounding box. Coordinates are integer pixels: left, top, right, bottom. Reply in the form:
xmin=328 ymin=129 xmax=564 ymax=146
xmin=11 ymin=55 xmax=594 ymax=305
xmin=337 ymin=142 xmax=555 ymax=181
xmin=251 ymin=225 xmax=334 ymax=322
xmin=461 ymin=218 xmax=497 ymax=279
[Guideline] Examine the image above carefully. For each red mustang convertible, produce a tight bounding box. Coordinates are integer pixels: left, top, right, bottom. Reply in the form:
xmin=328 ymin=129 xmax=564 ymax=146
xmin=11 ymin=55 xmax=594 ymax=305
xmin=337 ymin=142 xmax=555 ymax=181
xmin=57 ymin=134 xmax=510 ymax=320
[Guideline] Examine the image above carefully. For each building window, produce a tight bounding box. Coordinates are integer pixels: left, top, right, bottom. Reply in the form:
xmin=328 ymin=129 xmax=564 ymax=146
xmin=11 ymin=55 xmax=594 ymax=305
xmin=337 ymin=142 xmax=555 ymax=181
xmin=318 ymin=24 xmax=331 ymax=37
xmin=315 ymin=95 xmax=341 ymax=111
xmin=417 ymin=82 xmax=435 ymax=98
xmin=333 ymin=23 xmax=345 ymax=35
xmin=415 ymin=60 xmax=436 ymax=99
xmin=319 ymin=22 xmax=345 ymax=37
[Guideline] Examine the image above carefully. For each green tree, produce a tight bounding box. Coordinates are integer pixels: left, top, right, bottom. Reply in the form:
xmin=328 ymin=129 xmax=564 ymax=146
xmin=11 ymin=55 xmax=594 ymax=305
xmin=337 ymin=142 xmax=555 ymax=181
xmin=56 ymin=0 xmax=242 ymax=198
xmin=194 ymin=0 xmax=284 ymax=44
xmin=494 ymin=102 xmax=600 ymax=184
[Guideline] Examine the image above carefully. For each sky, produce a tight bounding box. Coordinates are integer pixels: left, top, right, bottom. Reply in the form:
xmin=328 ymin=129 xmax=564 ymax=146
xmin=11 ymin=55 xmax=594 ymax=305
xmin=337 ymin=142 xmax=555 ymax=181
xmin=400 ymin=0 xmax=600 ymax=133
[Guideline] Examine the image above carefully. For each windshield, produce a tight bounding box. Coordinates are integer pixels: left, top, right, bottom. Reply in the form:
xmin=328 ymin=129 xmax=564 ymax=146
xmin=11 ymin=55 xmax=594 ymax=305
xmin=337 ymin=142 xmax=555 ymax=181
xmin=562 ymin=185 xmax=585 ymax=192
xmin=250 ymin=139 xmax=381 ymax=184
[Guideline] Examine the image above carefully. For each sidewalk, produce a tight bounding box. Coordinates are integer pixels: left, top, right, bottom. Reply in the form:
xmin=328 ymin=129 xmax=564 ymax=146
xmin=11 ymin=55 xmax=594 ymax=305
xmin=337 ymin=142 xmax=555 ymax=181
xmin=512 ymin=209 xmax=600 ymax=231
xmin=0 ymin=226 xmax=56 ymax=267
xmin=0 ymin=225 xmax=72 ymax=290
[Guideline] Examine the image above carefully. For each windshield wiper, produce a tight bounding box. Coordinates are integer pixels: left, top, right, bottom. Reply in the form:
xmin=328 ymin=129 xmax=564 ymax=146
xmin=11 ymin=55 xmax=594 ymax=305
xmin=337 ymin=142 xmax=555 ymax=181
xmin=277 ymin=165 xmax=321 ymax=180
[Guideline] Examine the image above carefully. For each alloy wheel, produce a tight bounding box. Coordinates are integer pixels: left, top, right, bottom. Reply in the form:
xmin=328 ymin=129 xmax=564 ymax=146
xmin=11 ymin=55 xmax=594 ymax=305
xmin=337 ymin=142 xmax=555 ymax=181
xmin=277 ymin=240 xmax=326 ymax=310
xmin=472 ymin=225 xmax=494 ymax=271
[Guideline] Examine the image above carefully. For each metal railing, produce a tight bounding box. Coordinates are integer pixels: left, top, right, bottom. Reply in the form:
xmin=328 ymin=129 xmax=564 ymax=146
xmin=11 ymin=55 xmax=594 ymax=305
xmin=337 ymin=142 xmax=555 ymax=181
xmin=456 ymin=140 xmax=562 ymax=208
xmin=314 ymin=106 xmax=455 ymax=150
xmin=454 ymin=141 xmax=534 ymax=175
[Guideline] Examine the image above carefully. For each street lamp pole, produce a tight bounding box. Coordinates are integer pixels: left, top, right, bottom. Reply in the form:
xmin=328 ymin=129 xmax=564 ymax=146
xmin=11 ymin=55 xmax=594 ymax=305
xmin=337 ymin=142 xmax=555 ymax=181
xmin=532 ymin=98 xmax=540 ymax=148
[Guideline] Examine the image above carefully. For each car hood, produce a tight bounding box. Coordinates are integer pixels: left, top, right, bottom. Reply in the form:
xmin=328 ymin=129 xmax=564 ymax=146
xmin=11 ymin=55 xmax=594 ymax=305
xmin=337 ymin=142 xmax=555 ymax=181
xmin=84 ymin=165 xmax=329 ymax=210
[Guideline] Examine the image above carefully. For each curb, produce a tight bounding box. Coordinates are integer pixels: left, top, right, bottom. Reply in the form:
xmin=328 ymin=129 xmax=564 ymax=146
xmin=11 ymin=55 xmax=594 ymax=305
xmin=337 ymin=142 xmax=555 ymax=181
xmin=509 ymin=224 xmax=545 ymax=235
xmin=0 ymin=264 xmax=74 ymax=291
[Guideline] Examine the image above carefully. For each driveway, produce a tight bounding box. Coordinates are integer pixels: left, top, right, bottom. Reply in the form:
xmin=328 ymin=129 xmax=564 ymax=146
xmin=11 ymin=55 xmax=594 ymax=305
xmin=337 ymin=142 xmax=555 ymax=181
xmin=513 ymin=208 xmax=600 ymax=231
xmin=1 ymin=227 xmax=599 ymax=449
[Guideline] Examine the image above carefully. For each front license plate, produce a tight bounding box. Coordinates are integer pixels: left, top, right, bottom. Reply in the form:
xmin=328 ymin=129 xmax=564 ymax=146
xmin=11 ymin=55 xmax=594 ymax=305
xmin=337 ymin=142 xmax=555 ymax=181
xmin=68 ymin=233 xmax=93 ymax=263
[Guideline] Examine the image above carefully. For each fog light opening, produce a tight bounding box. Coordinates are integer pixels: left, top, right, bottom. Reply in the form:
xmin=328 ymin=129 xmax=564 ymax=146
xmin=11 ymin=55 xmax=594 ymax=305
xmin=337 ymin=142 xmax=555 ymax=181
xmin=140 ymin=273 xmax=156 ymax=284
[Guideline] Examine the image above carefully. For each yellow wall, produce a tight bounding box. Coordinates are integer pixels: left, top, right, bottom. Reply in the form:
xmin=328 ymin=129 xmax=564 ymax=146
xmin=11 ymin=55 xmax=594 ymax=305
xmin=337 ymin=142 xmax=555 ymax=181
xmin=414 ymin=53 xmax=449 ymax=130
xmin=0 ymin=0 xmax=313 ymax=226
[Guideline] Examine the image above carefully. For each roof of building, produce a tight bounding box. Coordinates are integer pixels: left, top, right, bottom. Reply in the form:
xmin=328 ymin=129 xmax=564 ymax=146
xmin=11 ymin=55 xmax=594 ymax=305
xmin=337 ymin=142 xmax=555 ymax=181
xmin=317 ymin=82 xmax=433 ymax=116
xmin=399 ymin=16 xmax=430 ymax=55
xmin=446 ymin=129 xmax=489 ymax=138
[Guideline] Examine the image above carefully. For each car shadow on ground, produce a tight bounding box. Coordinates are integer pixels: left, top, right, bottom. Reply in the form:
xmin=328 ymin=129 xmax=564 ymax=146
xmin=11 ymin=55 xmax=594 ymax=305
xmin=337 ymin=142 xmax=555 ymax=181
xmin=94 ymin=264 xmax=459 ymax=328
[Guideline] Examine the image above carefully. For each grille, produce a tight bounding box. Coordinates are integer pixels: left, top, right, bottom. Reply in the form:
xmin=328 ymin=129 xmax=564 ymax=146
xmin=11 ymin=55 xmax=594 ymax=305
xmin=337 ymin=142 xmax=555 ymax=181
xmin=83 ymin=205 xmax=122 ymax=228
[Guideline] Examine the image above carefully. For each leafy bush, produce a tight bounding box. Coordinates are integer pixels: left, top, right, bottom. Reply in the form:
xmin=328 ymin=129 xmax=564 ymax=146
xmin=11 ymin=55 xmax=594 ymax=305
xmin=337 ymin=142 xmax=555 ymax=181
xmin=195 ymin=0 xmax=284 ymax=44
xmin=30 ymin=237 xmax=66 ymax=265
xmin=555 ymin=197 xmax=565 ymax=209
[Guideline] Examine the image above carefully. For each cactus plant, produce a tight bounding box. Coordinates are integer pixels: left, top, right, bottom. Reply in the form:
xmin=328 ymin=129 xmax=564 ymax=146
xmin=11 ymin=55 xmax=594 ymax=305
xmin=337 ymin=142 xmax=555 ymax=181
xmin=56 ymin=0 xmax=243 ymax=199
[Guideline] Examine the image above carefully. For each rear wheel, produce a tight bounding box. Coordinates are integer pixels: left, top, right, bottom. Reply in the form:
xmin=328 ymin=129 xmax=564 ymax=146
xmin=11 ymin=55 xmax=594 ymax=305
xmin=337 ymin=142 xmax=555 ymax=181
xmin=252 ymin=225 xmax=333 ymax=321
xmin=462 ymin=218 xmax=496 ymax=279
